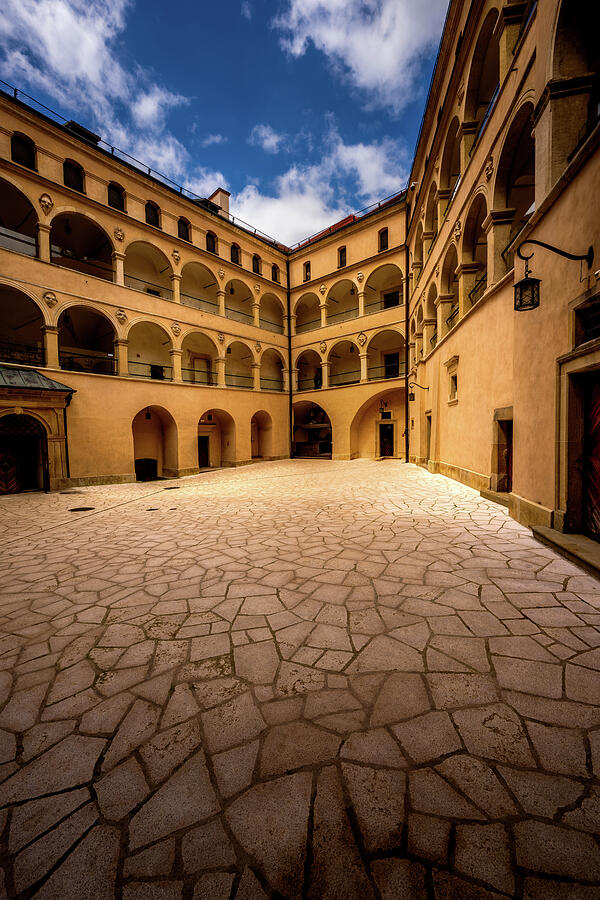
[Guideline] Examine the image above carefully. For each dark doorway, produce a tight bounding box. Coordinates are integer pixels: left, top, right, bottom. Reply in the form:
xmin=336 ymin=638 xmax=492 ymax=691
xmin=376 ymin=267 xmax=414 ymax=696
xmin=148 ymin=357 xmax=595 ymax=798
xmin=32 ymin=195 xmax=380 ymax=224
xmin=0 ymin=414 xmax=48 ymax=493
xmin=426 ymin=414 xmax=432 ymax=462
xmin=384 ymin=352 xmax=400 ymax=379
xmin=135 ymin=458 xmax=158 ymax=482
xmin=379 ymin=423 xmax=394 ymax=457
xmin=583 ymin=374 xmax=600 ymax=540
xmin=497 ymin=419 xmax=513 ymax=492
xmin=198 ymin=435 xmax=209 ymax=468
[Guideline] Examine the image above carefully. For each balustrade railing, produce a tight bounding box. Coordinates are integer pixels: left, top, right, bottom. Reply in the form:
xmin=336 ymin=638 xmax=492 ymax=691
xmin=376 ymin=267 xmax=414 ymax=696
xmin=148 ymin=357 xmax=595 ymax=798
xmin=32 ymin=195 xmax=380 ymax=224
xmin=329 ymin=368 xmax=360 ymax=386
xmin=0 ymin=227 xmax=37 ymax=257
xmin=367 ymin=362 xmax=406 ymax=382
xmin=60 ymin=350 xmax=116 ymax=375
xmin=225 ymin=372 xmax=253 ymax=387
xmin=446 ymin=304 xmax=459 ymax=329
xmin=260 ymin=376 xmax=284 ymax=391
xmin=182 ymin=367 xmax=216 ymax=385
xmin=295 ymin=318 xmax=321 ymax=334
xmin=469 ymin=272 xmax=487 ymax=306
xmin=0 ymin=340 xmax=45 ymax=366
xmin=180 ymin=292 xmax=219 ymax=314
xmin=128 ymin=361 xmax=172 ymax=380
xmin=124 ymin=274 xmax=173 ymax=301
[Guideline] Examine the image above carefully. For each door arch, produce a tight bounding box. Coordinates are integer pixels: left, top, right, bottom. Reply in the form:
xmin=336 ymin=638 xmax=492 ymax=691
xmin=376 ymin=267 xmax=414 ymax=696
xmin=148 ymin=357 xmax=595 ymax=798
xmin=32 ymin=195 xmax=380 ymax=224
xmin=251 ymin=411 xmax=273 ymax=459
xmin=132 ymin=406 xmax=178 ymax=480
xmin=292 ymin=401 xmax=332 ymax=458
xmin=0 ymin=414 xmax=48 ymax=493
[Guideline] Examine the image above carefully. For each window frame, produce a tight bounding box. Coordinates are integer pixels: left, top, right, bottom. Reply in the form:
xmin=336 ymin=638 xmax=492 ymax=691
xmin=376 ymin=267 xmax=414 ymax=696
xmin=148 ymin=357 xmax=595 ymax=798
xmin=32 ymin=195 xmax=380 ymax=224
xmin=63 ymin=159 xmax=85 ymax=193
xmin=338 ymin=246 xmax=347 ymax=269
xmin=178 ymin=217 xmax=191 ymax=242
xmin=145 ymin=201 xmax=161 ymax=229
xmin=107 ymin=182 xmax=126 ymax=212
xmin=252 ymin=254 xmax=262 ymax=275
xmin=206 ymin=231 xmax=218 ymax=254
xmin=10 ymin=133 xmax=36 ymax=171
xmin=303 ymin=261 xmax=311 ymax=282
xmin=378 ymin=228 xmax=389 ymax=252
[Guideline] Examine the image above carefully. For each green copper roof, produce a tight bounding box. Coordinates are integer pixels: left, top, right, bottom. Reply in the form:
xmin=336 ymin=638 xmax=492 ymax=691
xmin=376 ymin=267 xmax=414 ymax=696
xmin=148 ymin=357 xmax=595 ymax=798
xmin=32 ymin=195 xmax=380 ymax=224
xmin=0 ymin=366 xmax=75 ymax=393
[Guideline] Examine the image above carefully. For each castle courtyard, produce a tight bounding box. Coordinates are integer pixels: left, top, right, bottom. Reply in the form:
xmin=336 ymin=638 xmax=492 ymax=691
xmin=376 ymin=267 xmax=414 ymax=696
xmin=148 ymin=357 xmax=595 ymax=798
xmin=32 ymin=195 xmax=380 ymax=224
xmin=0 ymin=459 xmax=600 ymax=897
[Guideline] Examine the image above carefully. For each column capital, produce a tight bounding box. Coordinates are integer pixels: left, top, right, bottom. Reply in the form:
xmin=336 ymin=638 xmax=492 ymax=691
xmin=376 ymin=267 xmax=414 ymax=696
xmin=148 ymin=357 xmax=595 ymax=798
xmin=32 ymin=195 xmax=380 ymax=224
xmin=36 ymin=222 xmax=52 ymax=234
xmin=112 ymin=251 xmax=126 ymax=261
xmin=41 ymin=324 xmax=59 ymax=334
xmin=169 ymin=347 xmax=183 ymax=357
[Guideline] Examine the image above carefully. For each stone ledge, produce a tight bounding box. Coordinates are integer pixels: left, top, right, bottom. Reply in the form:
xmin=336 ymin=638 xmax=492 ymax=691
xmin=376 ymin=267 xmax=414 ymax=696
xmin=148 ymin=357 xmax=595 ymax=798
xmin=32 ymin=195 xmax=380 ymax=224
xmin=480 ymin=489 xmax=510 ymax=508
xmin=532 ymin=525 xmax=600 ymax=578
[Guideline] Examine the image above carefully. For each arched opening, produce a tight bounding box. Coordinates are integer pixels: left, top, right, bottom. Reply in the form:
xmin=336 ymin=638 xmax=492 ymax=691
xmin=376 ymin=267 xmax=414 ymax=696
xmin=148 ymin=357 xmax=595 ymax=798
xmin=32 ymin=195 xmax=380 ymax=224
xmin=465 ymin=10 xmax=500 ymax=145
xmin=329 ymin=340 xmax=360 ymax=386
xmin=145 ymin=201 xmax=161 ymax=228
xmin=231 ymin=244 xmax=241 ymax=265
xmin=58 ymin=306 xmax=116 ymax=374
xmin=260 ymin=293 xmax=284 ymax=333
xmin=225 ymin=279 xmax=253 ymax=325
xmin=132 ymin=405 xmax=178 ymax=481
xmin=180 ymin=262 xmax=219 ymax=314
xmin=0 ymin=179 xmax=38 ymax=257
xmin=367 ymin=330 xmax=405 ymax=382
xmin=178 ymin=218 xmax=191 ymax=242
xmin=0 ymin=414 xmax=48 ymax=493
xmin=426 ymin=284 xmax=438 ymax=350
xmin=63 ymin=160 xmax=84 ymax=193
xmin=295 ymin=293 xmax=320 ymax=333
xmin=271 ymin=264 xmax=280 ymax=284
xmin=260 ymin=348 xmax=284 ymax=391
xmin=297 ymin=350 xmax=322 ymax=391
xmin=441 ymin=245 xmax=459 ymax=331
xmin=378 ymin=228 xmax=389 ymax=252
xmin=440 ymin=117 xmax=461 ymax=204
xmin=10 ymin=133 xmax=36 ymax=171
xmin=197 ymin=408 xmax=236 ymax=467
xmin=206 ymin=231 xmax=217 ymax=254
xmin=181 ymin=331 xmax=218 ymax=385
xmin=463 ymin=194 xmax=488 ymax=305
xmin=128 ymin=321 xmax=172 ymax=380
xmin=293 ymin=401 xmax=331 ymax=458
xmin=424 ymin=183 xmax=439 ymax=242
xmin=252 ymin=254 xmax=261 ymax=275
xmin=327 ymin=279 xmax=358 ymax=324
xmin=414 ymin=221 xmax=424 ymax=271
xmin=364 ymin=264 xmax=403 ymax=315
xmin=494 ymin=103 xmax=535 ymax=264
xmin=50 ymin=213 xmax=113 ymax=281
xmin=350 ymin=388 xmax=405 ymax=460
xmin=0 ymin=286 xmax=44 ymax=366
xmin=124 ymin=242 xmax=173 ymax=299
xmin=107 ymin=182 xmax=126 ymax=211
xmin=225 ymin=340 xmax=253 ymax=388
xmin=251 ymin=410 xmax=273 ymax=459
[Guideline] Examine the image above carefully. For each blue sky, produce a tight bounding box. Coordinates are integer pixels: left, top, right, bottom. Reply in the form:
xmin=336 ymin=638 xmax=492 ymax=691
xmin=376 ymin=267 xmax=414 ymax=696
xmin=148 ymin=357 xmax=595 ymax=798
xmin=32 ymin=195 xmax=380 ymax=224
xmin=0 ymin=0 xmax=448 ymax=244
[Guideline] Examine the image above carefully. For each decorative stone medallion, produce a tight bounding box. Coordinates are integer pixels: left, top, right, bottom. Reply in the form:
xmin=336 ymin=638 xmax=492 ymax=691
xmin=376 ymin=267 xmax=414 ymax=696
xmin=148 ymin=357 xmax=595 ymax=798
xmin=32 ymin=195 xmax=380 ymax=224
xmin=356 ymin=271 xmax=364 ymax=283
xmin=115 ymin=308 xmax=127 ymax=324
xmin=217 ymin=332 xmax=225 ymax=343
xmin=114 ymin=227 xmax=125 ymax=242
xmin=38 ymin=194 xmax=53 ymax=215
xmin=357 ymin=332 xmax=367 ymax=347
xmin=255 ymin=342 xmax=262 ymax=353
xmin=319 ymin=341 xmax=327 ymax=354
xmin=454 ymin=220 xmax=462 ymax=240
xmin=171 ymin=322 xmax=181 ymax=337
xmin=172 ymin=249 xmax=180 ymax=263
xmin=43 ymin=291 xmax=57 ymax=308
xmin=319 ymin=284 xmax=326 ymax=295
xmin=485 ymin=156 xmax=494 ymax=181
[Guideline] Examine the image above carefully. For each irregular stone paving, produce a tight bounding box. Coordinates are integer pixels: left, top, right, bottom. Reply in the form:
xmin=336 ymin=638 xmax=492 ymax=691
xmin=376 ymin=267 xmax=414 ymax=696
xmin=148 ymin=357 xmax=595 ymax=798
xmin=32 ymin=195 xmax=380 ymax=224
xmin=0 ymin=459 xmax=600 ymax=898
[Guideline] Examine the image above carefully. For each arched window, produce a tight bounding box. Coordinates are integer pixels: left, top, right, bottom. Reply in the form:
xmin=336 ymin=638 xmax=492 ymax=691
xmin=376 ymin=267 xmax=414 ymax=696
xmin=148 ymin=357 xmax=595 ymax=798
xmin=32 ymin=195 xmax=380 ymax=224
xmin=378 ymin=228 xmax=389 ymax=252
xmin=271 ymin=264 xmax=279 ymax=283
xmin=10 ymin=133 xmax=36 ymax=170
xmin=107 ymin=182 xmax=125 ymax=211
xmin=178 ymin=218 xmax=190 ymax=241
xmin=63 ymin=160 xmax=84 ymax=193
xmin=206 ymin=231 xmax=217 ymax=254
xmin=303 ymin=261 xmax=311 ymax=282
xmin=231 ymin=243 xmax=241 ymax=265
xmin=252 ymin=254 xmax=261 ymax=274
xmin=338 ymin=246 xmax=347 ymax=268
xmin=145 ymin=201 xmax=160 ymax=228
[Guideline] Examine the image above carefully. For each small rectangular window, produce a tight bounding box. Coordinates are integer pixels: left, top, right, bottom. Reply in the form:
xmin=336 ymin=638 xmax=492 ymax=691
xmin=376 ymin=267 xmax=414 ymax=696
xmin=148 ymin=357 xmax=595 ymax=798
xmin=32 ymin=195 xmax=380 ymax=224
xmin=378 ymin=228 xmax=389 ymax=252
xmin=338 ymin=246 xmax=346 ymax=268
xmin=304 ymin=262 xmax=311 ymax=281
xmin=450 ymin=374 xmax=458 ymax=398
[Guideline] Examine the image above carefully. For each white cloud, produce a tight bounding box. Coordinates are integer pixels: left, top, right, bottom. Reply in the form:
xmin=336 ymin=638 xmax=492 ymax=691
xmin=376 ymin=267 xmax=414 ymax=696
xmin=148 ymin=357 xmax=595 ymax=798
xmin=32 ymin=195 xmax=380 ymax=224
xmin=201 ymin=133 xmax=228 ymax=147
xmin=131 ymin=86 xmax=187 ymax=132
xmin=249 ymin=123 xmax=287 ymax=154
xmin=233 ymin=125 xmax=409 ymax=244
xmin=273 ymin=0 xmax=447 ymax=113
xmin=241 ymin=1 xmax=252 ymax=21
xmin=186 ymin=167 xmax=230 ymax=198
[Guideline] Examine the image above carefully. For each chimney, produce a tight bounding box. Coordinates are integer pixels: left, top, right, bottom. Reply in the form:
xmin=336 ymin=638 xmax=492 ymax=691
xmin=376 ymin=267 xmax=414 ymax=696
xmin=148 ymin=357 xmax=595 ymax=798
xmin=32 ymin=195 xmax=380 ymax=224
xmin=209 ymin=188 xmax=230 ymax=216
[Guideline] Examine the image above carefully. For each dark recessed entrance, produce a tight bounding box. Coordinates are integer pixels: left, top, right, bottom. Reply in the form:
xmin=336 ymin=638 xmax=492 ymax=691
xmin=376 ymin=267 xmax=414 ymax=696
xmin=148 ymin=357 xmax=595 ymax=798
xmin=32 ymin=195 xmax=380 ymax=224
xmin=379 ymin=422 xmax=394 ymax=457
xmin=0 ymin=414 xmax=48 ymax=494
xmin=584 ymin=373 xmax=600 ymax=541
xmin=198 ymin=435 xmax=209 ymax=468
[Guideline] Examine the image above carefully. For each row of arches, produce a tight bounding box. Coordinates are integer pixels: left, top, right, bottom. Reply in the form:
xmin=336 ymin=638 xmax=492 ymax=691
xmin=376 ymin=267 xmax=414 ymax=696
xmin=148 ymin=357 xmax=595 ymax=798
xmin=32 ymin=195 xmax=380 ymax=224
xmin=0 ymin=287 xmax=285 ymax=389
xmin=296 ymin=329 xmax=405 ymax=390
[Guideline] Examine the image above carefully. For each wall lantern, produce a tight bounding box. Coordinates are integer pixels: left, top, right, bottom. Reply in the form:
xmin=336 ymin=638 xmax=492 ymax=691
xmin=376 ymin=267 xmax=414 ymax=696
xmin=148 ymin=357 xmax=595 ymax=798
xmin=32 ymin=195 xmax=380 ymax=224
xmin=145 ymin=408 xmax=151 ymax=420
xmin=515 ymin=240 xmax=594 ymax=312
xmin=408 ymin=381 xmax=429 ymax=402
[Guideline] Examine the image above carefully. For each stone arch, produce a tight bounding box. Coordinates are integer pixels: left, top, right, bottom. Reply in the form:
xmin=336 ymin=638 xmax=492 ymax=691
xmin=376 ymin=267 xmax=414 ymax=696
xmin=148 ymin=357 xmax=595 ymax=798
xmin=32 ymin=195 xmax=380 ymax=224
xmin=425 ymin=283 xmax=437 ymax=319
xmin=181 ymin=330 xmax=219 ymax=385
xmin=124 ymin=241 xmax=174 ymax=300
xmin=132 ymin=405 xmax=178 ymax=480
xmin=440 ymin=116 xmax=461 ymax=194
xmin=294 ymin=292 xmax=320 ymax=333
xmin=296 ymin=349 xmax=323 ymax=391
xmin=0 ymin=412 xmax=50 ymax=493
xmin=197 ymin=408 xmax=236 ymax=467
xmin=326 ymin=279 xmax=358 ymax=324
xmin=328 ymin=339 xmax=360 ymax=387
xmin=463 ymin=192 xmax=489 ymax=304
xmin=251 ymin=410 xmax=273 ymax=459
xmin=127 ymin=320 xmax=173 ymax=380
xmin=441 ymin=244 xmax=459 ymax=330
xmin=180 ymin=261 xmax=219 ymax=314
xmin=50 ymin=212 xmax=114 ymax=281
xmin=424 ymin=182 xmax=439 ymax=235
xmin=464 ymin=8 xmax=500 ymax=134
xmin=225 ymin=339 xmax=254 ymax=388
xmin=0 ymin=176 xmax=38 ymax=258
xmin=292 ymin=401 xmax=332 ymax=458
xmin=493 ymin=100 xmax=535 ymax=251
xmin=366 ymin=329 xmax=405 ymax=382
xmin=0 ymin=284 xmax=46 ymax=366
xmin=259 ymin=292 xmax=285 ymax=334
xmin=260 ymin=348 xmax=284 ymax=392
xmin=58 ymin=304 xmax=117 ymax=375
xmin=349 ymin=387 xmax=405 ymax=460
xmin=364 ymin=263 xmax=404 ymax=313
xmin=225 ymin=278 xmax=254 ymax=325
xmin=414 ymin=221 xmax=424 ymax=267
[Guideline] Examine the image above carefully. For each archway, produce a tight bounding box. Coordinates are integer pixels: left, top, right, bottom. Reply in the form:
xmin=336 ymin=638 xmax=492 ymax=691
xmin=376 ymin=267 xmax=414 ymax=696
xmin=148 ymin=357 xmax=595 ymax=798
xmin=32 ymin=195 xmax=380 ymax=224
xmin=58 ymin=306 xmax=116 ymax=374
xmin=329 ymin=340 xmax=360 ymax=386
xmin=465 ymin=9 xmax=500 ymax=143
xmin=349 ymin=388 xmax=405 ymax=460
xmin=197 ymin=408 xmax=236 ymax=467
xmin=181 ymin=331 xmax=218 ymax=385
xmin=367 ymin=330 xmax=405 ymax=382
xmin=463 ymin=194 xmax=488 ymax=305
xmin=292 ymin=401 xmax=332 ymax=458
xmin=0 ymin=179 xmax=38 ymax=257
xmin=0 ymin=286 xmax=44 ymax=366
xmin=124 ymin=242 xmax=173 ymax=299
xmin=260 ymin=349 xmax=284 ymax=391
xmin=251 ymin=410 xmax=273 ymax=459
xmin=225 ymin=279 xmax=253 ymax=324
xmin=494 ymin=103 xmax=535 ymax=257
xmin=225 ymin=341 xmax=253 ymax=388
xmin=0 ymin=414 xmax=48 ymax=493
xmin=132 ymin=405 xmax=178 ymax=480
xmin=180 ymin=262 xmax=219 ymax=314
xmin=327 ymin=279 xmax=358 ymax=324
xmin=297 ymin=350 xmax=322 ymax=391
xmin=364 ymin=264 xmax=403 ymax=314
xmin=440 ymin=117 xmax=461 ymax=199
xmin=260 ymin=293 xmax=285 ymax=333
xmin=128 ymin=321 xmax=172 ymax=380
xmin=441 ymin=245 xmax=459 ymax=331
xmin=50 ymin=213 xmax=113 ymax=281
xmin=295 ymin=293 xmax=320 ymax=333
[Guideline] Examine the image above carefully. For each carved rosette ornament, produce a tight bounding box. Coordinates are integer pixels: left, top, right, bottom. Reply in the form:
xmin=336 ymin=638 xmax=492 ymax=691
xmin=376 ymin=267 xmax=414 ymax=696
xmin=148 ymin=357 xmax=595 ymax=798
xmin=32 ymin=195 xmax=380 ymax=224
xmin=43 ymin=291 xmax=57 ymax=308
xmin=356 ymin=271 xmax=364 ymax=283
xmin=217 ymin=332 xmax=225 ymax=344
xmin=172 ymin=249 xmax=180 ymax=263
xmin=357 ymin=332 xmax=367 ymax=348
xmin=171 ymin=323 xmax=181 ymax=337
xmin=115 ymin=308 xmax=127 ymax=324
xmin=114 ymin=227 xmax=125 ymax=242
xmin=319 ymin=283 xmax=326 ymax=295
xmin=454 ymin=220 xmax=462 ymax=240
xmin=255 ymin=342 xmax=262 ymax=353
xmin=38 ymin=194 xmax=53 ymax=215
xmin=485 ymin=156 xmax=494 ymax=181
xmin=319 ymin=341 xmax=327 ymax=354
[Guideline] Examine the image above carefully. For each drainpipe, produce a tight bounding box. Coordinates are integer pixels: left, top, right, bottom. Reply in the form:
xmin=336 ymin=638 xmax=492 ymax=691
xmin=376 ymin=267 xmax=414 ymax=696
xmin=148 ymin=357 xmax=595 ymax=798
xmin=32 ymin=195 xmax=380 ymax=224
xmin=405 ymin=202 xmax=410 ymax=464
xmin=63 ymin=390 xmax=74 ymax=480
xmin=286 ymin=258 xmax=293 ymax=458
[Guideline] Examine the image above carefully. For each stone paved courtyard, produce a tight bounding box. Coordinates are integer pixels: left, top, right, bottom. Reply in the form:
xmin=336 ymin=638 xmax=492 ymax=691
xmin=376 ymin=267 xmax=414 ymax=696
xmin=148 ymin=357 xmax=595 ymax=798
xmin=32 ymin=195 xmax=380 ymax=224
xmin=1 ymin=459 xmax=600 ymax=898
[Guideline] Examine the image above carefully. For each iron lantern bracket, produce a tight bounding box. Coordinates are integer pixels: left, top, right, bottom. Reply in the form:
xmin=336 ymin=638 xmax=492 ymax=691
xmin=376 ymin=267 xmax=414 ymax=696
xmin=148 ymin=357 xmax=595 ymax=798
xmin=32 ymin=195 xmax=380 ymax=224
xmin=516 ymin=239 xmax=594 ymax=273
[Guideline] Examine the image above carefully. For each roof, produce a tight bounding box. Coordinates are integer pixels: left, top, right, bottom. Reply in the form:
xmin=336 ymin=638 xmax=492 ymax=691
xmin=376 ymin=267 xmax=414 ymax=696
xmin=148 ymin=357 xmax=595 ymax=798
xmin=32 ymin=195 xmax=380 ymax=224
xmin=0 ymin=366 xmax=75 ymax=393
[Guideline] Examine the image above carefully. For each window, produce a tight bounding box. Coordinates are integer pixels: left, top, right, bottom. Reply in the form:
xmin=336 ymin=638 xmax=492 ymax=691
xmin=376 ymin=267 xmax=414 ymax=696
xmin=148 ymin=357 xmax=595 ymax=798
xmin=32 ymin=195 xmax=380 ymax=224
xmin=445 ymin=354 xmax=459 ymax=403
xmin=378 ymin=228 xmax=389 ymax=252
xmin=231 ymin=244 xmax=241 ymax=265
xmin=303 ymin=262 xmax=311 ymax=281
xmin=383 ymin=290 xmax=400 ymax=309
xmin=252 ymin=254 xmax=261 ymax=274
xmin=178 ymin=218 xmax=191 ymax=241
xmin=145 ymin=201 xmax=160 ymax=228
xmin=11 ymin=133 xmax=36 ymax=170
xmin=63 ymin=160 xmax=84 ymax=193
xmin=206 ymin=231 xmax=217 ymax=254
xmin=271 ymin=264 xmax=280 ymax=283
xmin=107 ymin=182 xmax=125 ymax=211
xmin=338 ymin=246 xmax=346 ymax=268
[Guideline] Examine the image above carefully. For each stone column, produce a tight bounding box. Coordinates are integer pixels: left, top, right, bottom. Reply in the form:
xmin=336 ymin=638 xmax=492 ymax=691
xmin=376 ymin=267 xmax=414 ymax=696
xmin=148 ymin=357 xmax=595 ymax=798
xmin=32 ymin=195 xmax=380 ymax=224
xmin=170 ymin=273 xmax=181 ymax=304
xmin=170 ymin=348 xmax=182 ymax=382
xmin=114 ymin=338 xmax=129 ymax=376
xmin=422 ymin=318 xmax=436 ymax=354
xmin=217 ymin=290 xmax=226 ymax=317
xmin=497 ymin=2 xmax=528 ymax=80
xmin=252 ymin=302 xmax=260 ymax=328
xmin=321 ymin=361 xmax=330 ymax=389
xmin=436 ymin=293 xmax=455 ymax=338
xmin=283 ymin=368 xmax=290 ymax=392
xmin=415 ymin=330 xmax=423 ymax=362
xmin=42 ymin=325 xmax=59 ymax=369
xmin=360 ymin=352 xmax=368 ymax=383
xmin=289 ymin=314 xmax=297 ymax=336
xmin=483 ymin=209 xmax=516 ymax=284
xmin=112 ymin=252 xmax=125 ymax=286
xmin=459 ymin=121 xmax=478 ymax=171
xmin=37 ymin=223 xmax=51 ymax=263
xmin=456 ymin=262 xmax=481 ymax=316
xmin=409 ymin=340 xmax=416 ymax=370
xmin=252 ymin=363 xmax=261 ymax=390
xmin=437 ymin=188 xmax=451 ymax=223
xmin=291 ymin=367 xmax=298 ymax=391
xmin=216 ymin=355 xmax=226 ymax=387
xmin=319 ymin=302 xmax=327 ymax=327
xmin=358 ymin=290 xmax=366 ymax=317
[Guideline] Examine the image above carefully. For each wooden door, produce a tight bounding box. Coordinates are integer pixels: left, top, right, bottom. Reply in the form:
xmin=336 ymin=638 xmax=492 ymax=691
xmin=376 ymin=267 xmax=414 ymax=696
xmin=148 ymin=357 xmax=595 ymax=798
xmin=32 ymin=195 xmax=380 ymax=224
xmin=0 ymin=441 xmax=18 ymax=494
xmin=379 ymin=424 xmax=394 ymax=457
xmin=584 ymin=375 xmax=600 ymax=540
xmin=198 ymin=436 xmax=209 ymax=468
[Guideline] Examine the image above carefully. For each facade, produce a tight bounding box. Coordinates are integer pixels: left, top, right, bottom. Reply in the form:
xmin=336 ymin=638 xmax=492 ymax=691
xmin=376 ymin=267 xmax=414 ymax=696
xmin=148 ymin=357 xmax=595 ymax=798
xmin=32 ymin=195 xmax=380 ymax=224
xmin=0 ymin=0 xmax=599 ymax=550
